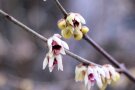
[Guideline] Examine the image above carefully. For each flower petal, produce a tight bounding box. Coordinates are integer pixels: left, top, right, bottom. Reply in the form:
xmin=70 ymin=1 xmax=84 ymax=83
xmin=47 ymin=38 xmax=53 ymax=53
xmin=100 ymin=82 xmax=108 ymax=90
xmin=75 ymin=16 xmax=81 ymax=23
xmin=49 ymin=66 xmax=54 ymax=72
xmin=61 ymin=41 xmax=69 ymax=50
xmin=93 ymin=67 xmax=103 ymax=88
xmin=75 ymin=65 xmax=87 ymax=82
xmin=88 ymin=66 xmax=93 ymax=74
xmin=66 ymin=13 xmax=75 ymax=25
xmin=61 ymin=29 xmax=72 ymax=39
xmin=87 ymin=81 xmax=91 ymax=90
xmin=76 ymin=13 xmax=86 ymax=24
xmin=56 ymin=55 xmax=63 ymax=71
xmin=84 ymin=72 xmax=89 ymax=86
xmin=43 ymin=55 xmax=48 ymax=70
xmin=53 ymin=36 xmax=62 ymax=46
xmin=48 ymin=56 xmax=54 ymax=68
xmin=107 ymin=65 xmax=116 ymax=81
xmin=54 ymin=34 xmax=62 ymax=38
xmin=102 ymin=66 xmax=110 ymax=80
xmin=60 ymin=47 xmax=66 ymax=55
xmin=113 ymin=72 xmax=120 ymax=82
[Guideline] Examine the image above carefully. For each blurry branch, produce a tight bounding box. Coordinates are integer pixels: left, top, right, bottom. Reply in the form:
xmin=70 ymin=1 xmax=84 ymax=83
xmin=54 ymin=0 xmax=135 ymax=83
xmin=0 ymin=10 xmax=48 ymax=42
xmin=54 ymin=0 xmax=68 ymax=17
xmin=0 ymin=9 xmax=122 ymax=72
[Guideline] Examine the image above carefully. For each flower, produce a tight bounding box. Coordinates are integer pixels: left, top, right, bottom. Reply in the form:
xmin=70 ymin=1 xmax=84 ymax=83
xmin=43 ymin=34 xmax=69 ymax=72
xmin=99 ymin=65 xmax=121 ymax=90
xmin=57 ymin=12 xmax=89 ymax=40
xmin=84 ymin=65 xmax=96 ymax=90
xmin=66 ymin=13 xmax=86 ymax=29
xmin=75 ymin=64 xmax=87 ymax=82
xmin=75 ymin=64 xmax=120 ymax=90
xmin=81 ymin=26 xmax=89 ymax=34
xmin=103 ymin=65 xmax=120 ymax=82
xmin=57 ymin=19 xmax=66 ymax=30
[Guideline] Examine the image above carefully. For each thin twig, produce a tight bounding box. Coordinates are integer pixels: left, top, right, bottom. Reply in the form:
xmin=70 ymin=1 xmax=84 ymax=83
xmin=83 ymin=35 xmax=135 ymax=82
xmin=54 ymin=0 xmax=68 ymax=17
xmin=53 ymin=0 xmax=135 ymax=82
xmin=83 ymin=35 xmax=120 ymax=67
xmin=0 ymin=10 xmax=47 ymax=42
xmin=0 ymin=9 xmax=119 ymax=71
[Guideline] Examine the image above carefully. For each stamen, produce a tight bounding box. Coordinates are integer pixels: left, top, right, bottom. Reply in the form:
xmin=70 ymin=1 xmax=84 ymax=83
xmin=72 ymin=19 xmax=79 ymax=27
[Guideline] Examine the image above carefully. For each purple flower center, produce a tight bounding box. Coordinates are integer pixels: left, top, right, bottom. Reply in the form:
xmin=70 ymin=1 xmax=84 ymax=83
xmin=88 ymin=73 xmax=95 ymax=83
xmin=53 ymin=59 xmax=58 ymax=66
xmin=88 ymin=73 xmax=94 ymax=80
xmin=52 ymin=41 xmax=61 ymax=55
xmin=72 ymin=19 xmax=79 ymax=27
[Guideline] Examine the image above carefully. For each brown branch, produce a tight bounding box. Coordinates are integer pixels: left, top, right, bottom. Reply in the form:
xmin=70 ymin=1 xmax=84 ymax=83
xmin=53 ymin=0 xmax=135 ymax=83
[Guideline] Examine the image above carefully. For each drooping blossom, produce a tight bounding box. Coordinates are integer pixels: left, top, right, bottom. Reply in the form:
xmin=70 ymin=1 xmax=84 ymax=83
xmin=84 ymin=65 xmax=96 ymax=90
xmin=98 ymin=65 xmax=120 ymax=90
xmin=43 ymin=34 xmax=69 ymax=72
xmin=75 ymin=64 xmax=120 ymax=90
xmin=57 ymin=12 xmax=89 ymax=40
xmin=75 ymin=64 xmax=87 ymax=82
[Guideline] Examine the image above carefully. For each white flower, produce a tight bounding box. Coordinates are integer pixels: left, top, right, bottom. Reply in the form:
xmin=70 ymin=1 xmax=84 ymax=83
xmin=103 ymin=65 xmax=120 ymax=82
xmin=67 ymin=13 xmax=86 ymax=25
xmin=75 ymin=64 xmax=120 ymax=90
xmin=84 ymin=65 xmax=96 ymax=90
xmin=43 ymin=34 xmax=69 ymax=72
xmin=66 ymin=13 xmax=86 ymax=31
xmin=75 ymin=64 xmax=87 ymax=82
xmin=100 ymin=64 xmax=120 ymax=90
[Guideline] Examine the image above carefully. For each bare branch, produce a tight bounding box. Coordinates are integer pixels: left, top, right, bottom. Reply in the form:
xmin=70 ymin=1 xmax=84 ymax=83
xmin=0 ymin=10 xmax=47 ymax=43
xmin=83 ymin=35 xmax=135 ymax=82
xmin=53 ymin=0 xmax=135 ymax=83
xmin=54 ymin=0 xmax=68 ymax=17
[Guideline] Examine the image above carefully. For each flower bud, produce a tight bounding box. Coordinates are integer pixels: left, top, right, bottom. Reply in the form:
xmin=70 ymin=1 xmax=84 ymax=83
xmin=113 ymin=72 xmax=120 ymax=82
xmin=74 ymin=30 xmax=83 ymax=40
xmin=81 ymin=26 xmax=89 ymax=34
xmin=61 ymin=29 xmax=72 ymax=39
xmin=57 ymin=19 xmax=66 ymax=30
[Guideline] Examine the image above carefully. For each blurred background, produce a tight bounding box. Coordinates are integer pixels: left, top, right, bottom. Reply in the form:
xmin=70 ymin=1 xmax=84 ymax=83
xmin=0 ymin=0 xmax=135 ymax=90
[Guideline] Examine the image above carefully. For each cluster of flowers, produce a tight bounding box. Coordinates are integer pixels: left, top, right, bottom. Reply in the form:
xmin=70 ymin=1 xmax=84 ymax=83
xmin=57 ymin=13 xmax=89 ymax=40
xmin=43 ymin=34 xmax=69 ymax=72
xmin=42 ymin=12 xmax=121 ymax=90
xmin=75 ymin=64 xmax=120 ymax=90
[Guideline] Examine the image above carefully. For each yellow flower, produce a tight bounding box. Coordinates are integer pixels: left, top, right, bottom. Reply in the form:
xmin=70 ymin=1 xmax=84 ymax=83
xmin=73 ymin=30 xmax=83 ymax=40
xmin=61 ymin=28 xmax=73 ymax=39
xmin=57 ymin=19 xmax=66 ymax=30
xmin=81 ymin=26 xmax=89 ymax=34
xmin=100 ymin=81 xmax=108 ymax=90
xmin=112 ymin=72 xmax=120 ymax=82
xmin=57 ymin=12 xmax=89 ymax=40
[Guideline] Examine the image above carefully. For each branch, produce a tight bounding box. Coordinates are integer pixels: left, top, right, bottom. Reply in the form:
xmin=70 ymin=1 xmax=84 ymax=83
xmin=53 ymin=0 xmax=135 ymax=83
xmin=83 ymin=35 xmax=135 ymax=82
xmin=0 ymin=9 xmax=122 ymax=72
xmin=54 ymin=0 xmax=68 ymax=17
